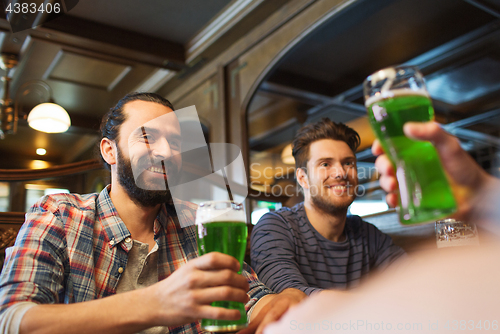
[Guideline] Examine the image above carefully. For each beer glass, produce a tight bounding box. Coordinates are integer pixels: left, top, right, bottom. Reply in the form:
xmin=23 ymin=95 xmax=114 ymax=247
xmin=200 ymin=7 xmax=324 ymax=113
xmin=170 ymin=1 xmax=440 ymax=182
xmin=435 ymin=218 xmax=479 ymax=248
xmin=196 ymin=201 xmax=248 ymax=332
xmin=363 ymin=65 xmax=456 ymax=224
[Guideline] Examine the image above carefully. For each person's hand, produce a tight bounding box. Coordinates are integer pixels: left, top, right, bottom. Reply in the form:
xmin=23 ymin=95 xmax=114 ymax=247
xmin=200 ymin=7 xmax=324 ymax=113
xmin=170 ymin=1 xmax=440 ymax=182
xmin=145 ymin=252 xmax=249 ymax=327
xmin=238 ymin=288 xmax=306 ymax=334
xmin=372 ymin=121 xmax=492 ymax=220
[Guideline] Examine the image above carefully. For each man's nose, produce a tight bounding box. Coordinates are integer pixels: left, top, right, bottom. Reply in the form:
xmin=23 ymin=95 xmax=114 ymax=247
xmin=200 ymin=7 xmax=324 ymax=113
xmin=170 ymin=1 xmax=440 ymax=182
xmin=330 ymin=163 xmax=347 ymax=179
xmin=151 ymin=138 xmax=173 ymax=160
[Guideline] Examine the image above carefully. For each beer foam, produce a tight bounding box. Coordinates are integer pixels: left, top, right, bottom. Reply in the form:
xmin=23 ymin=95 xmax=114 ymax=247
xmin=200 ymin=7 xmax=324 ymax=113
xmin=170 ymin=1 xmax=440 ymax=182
xmin=365 ymin=88 xmax=429 ymax=107
xmin=196 ymin=202 xmax=246 ymax=224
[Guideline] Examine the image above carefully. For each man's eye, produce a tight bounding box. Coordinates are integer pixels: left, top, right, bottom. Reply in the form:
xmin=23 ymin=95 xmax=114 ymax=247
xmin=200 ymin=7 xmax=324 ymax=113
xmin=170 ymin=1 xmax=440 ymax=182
xmin=142 ymin=135 xmax=154 ymax=143
xmin=170 ymin=141 xmax=181 ymax=150
xmin=320 ymin=162 xmax=329 ymax=167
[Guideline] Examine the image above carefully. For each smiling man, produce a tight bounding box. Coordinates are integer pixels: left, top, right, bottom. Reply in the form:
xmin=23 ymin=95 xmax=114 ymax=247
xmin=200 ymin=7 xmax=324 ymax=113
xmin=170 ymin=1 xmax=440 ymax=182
xmin=0 ymin=93 xmax=305 ymax=334
xmin=250 ymin=118 xmax=405 ymax=295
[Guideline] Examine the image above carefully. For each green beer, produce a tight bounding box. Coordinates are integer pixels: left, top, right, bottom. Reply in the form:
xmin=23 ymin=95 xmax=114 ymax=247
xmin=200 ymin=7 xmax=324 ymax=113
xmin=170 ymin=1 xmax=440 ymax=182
xmin=366 ymin=89 xmax=456 ymax=224
xmin=196 ymin=201 xmax=248 ymax=332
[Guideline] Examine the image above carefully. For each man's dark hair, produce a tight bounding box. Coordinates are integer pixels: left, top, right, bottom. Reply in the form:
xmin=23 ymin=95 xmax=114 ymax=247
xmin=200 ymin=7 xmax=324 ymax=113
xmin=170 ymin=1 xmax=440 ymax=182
xmin=292 ymin=118 xmax=361 ymax=170
xmin=99 ymin=92 xmax=175 ymax=170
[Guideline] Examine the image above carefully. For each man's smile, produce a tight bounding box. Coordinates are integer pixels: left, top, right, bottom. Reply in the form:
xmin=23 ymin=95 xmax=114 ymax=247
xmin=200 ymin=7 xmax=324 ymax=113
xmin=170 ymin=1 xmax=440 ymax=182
xmin=146 ymin=165 xmax=166 ymax=175
xmin=322 ymin=182 xmax=356 ymax=196
xmin=325 ymin=184 xmax=348 ymax=189
xmin=325 ymin=182 xmax=352 ymax=189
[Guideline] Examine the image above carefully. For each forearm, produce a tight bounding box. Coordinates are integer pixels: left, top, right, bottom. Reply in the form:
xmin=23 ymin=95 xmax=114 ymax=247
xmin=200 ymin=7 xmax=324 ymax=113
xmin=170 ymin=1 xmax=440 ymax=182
xmin=278 ymin=288 xmax=308 ymax=302
xmin=251 ymin=258 xmax=316 ymax=295
xmin=19 ymin=253 xmax=250 ymax=334
xmin=249 ymin=295 xmax=274 ymax=323
xmin=262 ymin=271 xmax=320 ymax=296
xmin=250 ymin=288 xmax=306 ymax=323
xmin=280 ymin=283 xmax=321 ymax=296
xmin=20 ymin=288 xmax=156 ymax=334
xmin=251 ymin=220 xmax=315 ymax=294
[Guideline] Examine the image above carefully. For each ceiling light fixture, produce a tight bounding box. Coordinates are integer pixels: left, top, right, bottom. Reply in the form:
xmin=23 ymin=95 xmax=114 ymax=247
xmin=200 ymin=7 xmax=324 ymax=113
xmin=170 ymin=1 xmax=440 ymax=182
xmin=17 ymin=80 xmax=71 ymax=134
xmin=36 ymin=148 xmax=47 ymax=156
xmin=27 ymin=102 xmax=71 ymax=133
xmin=0 ymin=53 xmax=71 ymax=139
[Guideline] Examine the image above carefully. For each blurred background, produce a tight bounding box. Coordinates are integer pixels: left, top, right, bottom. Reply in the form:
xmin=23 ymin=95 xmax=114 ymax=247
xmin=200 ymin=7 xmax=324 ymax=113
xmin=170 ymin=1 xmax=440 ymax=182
xmin=0 ymin=0 xmax=499 ymax=256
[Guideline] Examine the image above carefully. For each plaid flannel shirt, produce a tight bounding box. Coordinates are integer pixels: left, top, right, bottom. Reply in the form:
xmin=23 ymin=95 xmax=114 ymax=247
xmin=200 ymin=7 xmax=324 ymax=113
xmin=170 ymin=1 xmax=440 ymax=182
xmin=0 ymin=186 xmax=272 ymax=333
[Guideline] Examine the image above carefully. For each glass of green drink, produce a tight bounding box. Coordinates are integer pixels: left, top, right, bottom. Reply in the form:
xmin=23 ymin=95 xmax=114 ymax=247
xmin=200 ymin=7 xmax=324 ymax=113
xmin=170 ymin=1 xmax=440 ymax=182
xmin=196 ymin=200 xmax=248 ymax=332
xmin=363 ymin=65 xmax=456 ymax=224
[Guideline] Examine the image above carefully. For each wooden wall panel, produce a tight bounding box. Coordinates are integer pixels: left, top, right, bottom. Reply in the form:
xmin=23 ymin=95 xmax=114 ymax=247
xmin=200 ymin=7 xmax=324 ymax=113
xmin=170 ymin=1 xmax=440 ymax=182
xmin=171 ymin=74 xmax=225 ymax=144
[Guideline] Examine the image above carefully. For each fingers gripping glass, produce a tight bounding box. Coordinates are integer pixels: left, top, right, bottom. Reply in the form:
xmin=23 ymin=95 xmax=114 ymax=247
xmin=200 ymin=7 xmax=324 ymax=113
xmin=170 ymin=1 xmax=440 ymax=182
xmin=363 ymin=66 xmax=456 ymax=224
xmin=196 ymin=200 xmax=248 ymax=332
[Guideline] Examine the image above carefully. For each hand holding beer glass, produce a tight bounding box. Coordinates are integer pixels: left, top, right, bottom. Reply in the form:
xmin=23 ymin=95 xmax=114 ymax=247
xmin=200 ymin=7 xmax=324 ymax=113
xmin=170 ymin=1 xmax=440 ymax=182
xmin=364 ymin=66 xmax=456 ymax=224
xmin=196 ymin=201 xmax=248 ymax=332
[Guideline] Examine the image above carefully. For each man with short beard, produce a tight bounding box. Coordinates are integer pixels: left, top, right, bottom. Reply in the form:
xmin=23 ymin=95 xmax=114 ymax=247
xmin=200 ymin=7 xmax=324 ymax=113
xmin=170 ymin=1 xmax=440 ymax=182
xmin=250 ymin=118 xmax=405 ymax=295
xmin=0 ymin=92 xmax=305 ymax=334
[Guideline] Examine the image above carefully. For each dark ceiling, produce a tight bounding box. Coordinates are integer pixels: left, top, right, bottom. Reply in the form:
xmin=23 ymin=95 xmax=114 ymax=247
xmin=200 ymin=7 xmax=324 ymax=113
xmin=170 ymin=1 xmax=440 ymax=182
xmin=268 ymin=0 xmax=495 ymax=99
xmin=248 ymin=0 xmax=500 ymax=177
xmin=0 ymin=0 xmax=286 ymax=168
xmin=69 ymin=0 xmax=232 ymax=44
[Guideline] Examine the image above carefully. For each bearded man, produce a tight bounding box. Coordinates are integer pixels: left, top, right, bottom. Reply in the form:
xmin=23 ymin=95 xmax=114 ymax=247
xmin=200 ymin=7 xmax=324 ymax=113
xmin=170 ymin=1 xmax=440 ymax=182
xmin=0 ymin=92 xmax=305 ymax=334
xmin=250 ymin=118 xmax=405 ymax=295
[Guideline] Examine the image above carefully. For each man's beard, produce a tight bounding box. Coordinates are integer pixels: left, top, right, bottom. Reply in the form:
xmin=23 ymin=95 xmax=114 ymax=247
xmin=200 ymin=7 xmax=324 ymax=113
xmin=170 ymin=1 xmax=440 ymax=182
xmin=116 ymin=148 xmax=174 ymax=207
xmin=309 ymin=183 xmax=356 ymax=216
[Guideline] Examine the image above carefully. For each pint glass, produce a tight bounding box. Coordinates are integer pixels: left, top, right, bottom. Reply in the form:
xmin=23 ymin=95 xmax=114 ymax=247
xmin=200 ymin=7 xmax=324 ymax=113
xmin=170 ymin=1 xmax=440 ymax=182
xmin=363 ymin=65 xmax=456 ymax=224
xmin=196 ymin=201 xmax=248 ymax=332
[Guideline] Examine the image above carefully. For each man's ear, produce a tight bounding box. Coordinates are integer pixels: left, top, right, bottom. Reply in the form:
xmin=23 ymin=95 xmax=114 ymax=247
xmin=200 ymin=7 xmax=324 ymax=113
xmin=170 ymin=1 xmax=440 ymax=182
xmin=296 ymin=167 xmax=309 ymax=190
xmin=100 ymin=138 xmax=117 ymax=166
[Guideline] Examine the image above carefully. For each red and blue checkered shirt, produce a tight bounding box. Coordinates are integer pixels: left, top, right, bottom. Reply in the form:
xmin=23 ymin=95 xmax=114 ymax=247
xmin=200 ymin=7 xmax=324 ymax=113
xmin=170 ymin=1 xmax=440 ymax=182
xmin=0 ymin=186 xmax=272 ymax=333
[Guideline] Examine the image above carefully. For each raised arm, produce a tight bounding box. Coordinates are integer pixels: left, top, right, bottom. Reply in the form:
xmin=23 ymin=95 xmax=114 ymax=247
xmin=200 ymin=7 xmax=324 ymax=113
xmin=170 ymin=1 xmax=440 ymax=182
xmin=373 ymin=121 xmax=500 ymax=231
xmin=14 ymin=252 xmax=248 ymax=334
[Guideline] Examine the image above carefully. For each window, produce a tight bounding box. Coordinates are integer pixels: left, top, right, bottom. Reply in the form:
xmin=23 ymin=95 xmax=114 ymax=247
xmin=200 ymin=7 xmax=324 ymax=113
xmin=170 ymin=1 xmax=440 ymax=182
xmin=0 ymin=182 xmax=9 ymax=212
xmin=251 ymin=201 xmax=282 ymax=225
xmin=25 ymin=184 xmax=69 ymax=212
